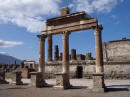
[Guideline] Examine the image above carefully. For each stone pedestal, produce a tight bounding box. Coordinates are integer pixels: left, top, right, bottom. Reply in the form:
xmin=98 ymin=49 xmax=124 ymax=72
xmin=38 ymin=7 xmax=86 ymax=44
xmin=16 ymin=71 xmax=23 ymax=85
xmin=0 ymin=71 xmax=8 ymax=84
xmin=93 ymin=73 xmax=106 ymax=92
xmin=56 ymin=73 xmax=71 ymax=89
xmin=30 ymin=72 xmax=37 ymax=86
xmin=36 ymin=72 xmax=46 ymax=87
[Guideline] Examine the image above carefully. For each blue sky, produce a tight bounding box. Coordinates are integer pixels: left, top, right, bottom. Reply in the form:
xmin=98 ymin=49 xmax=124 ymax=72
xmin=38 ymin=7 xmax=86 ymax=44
xmin=0 ymin=0 xmax=130 ymax=62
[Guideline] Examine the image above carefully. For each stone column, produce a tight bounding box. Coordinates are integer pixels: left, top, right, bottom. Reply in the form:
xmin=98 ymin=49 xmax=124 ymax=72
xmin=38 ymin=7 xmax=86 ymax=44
xmin=56 ymin=32 xmax=71 ymax=89
xmin=62 ymin=32 xmax=70 ymax=73
xmin=37 ymin=34 xmax=47 ymax=87
xmin=54 ymin=45 xmax=59 ymax=61
xmin=47 ymin=35 xmax=52 ymax=61
xmin=86 ymin=53 xmax=92 ymax=60
xmin=94 ymin=25 xmax=104 ymax=73
xmin=71 ymin=49 xmax=76 ymax=60
xmin=59 ymin=52 xmax=63 ymax=61
xmin=93 ymin=25 xmax=106 ymax=92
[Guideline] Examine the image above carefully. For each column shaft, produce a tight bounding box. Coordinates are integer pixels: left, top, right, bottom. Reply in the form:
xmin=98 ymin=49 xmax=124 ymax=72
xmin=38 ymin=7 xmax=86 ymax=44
xmin=38 ymin=35 xmax=46 ymax=75
xmin=94 ymin=26 xmax=103 ymax=73
xmin=62 ymin=32 xmax=70 ymax=73
xmin=47 ymin=35 xmax=52 ymax=61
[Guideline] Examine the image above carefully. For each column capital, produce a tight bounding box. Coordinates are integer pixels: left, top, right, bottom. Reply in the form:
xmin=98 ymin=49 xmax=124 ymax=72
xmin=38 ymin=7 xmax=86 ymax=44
xmin=62 ymin=31 xmax=71 ymax=40
xmin=37 ymin=34 xmax=47 ymax=40
xmin=94 ymin=25 xmax=103 ymax=36
xmin=94 ymin=25 xmax=103 ymax=32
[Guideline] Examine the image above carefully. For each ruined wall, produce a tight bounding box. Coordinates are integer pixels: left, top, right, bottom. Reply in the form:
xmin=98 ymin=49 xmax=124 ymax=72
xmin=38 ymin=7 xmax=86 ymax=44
xmin=103 ymin=39 xmax=130 ymax=62
xmin=45 ymin=61 xmax=130 ymax=79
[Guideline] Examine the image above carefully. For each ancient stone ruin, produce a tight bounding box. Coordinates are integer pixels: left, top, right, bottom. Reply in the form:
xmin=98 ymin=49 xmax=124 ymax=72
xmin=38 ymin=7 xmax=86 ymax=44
xmin=37 ymin=7 xmax=106 ymax=92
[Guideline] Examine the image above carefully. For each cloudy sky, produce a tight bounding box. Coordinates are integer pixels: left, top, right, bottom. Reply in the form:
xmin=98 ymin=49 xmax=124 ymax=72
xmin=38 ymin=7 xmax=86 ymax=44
xmin=0 ymin=0 xmax=129 ymax=62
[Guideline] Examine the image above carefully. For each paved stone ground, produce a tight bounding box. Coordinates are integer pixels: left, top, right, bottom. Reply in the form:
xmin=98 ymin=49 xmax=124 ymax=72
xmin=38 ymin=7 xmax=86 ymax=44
xmin=0 ymin=79 xmax=130 ymax=97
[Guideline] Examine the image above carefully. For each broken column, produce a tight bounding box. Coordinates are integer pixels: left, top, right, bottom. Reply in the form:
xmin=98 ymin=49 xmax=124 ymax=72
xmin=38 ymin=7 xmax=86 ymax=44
xmin=93 ymin=25 xmax=106 ymax=92
xmin=86 ymin=53 xmax=92 ymax=60
xmin=47 ymin=34 xmax=52 ymax=61
xmin=59 ymin=52 xmax=63 ymax=61
xmin=16 ymin=71 xmax=23 ymax=85
xmin=54 ymin=45 xmax=59 ymax=61
xmin=56 ymin=32 xmax=71 ymax=89
xmin=0 ymin=68 xmax=8 ymax=84
xmin=71 ymin=49 xmax=76 ymax=60
xmin=37 ymin=34 xmax=47 ymax=87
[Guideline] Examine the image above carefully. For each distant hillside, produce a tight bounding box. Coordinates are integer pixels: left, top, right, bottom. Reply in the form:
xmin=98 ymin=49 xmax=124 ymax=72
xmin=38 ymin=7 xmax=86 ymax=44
xmin=0 ymin=54 xmax=22 ymax=64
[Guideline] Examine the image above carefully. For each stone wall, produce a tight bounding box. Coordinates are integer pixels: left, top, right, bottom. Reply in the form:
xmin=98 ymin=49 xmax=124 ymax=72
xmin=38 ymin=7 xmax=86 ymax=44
xmin=103 ymin=38 xmax=130 ymax=62
xmin=45 ymin=61 xmax=130 ymax=79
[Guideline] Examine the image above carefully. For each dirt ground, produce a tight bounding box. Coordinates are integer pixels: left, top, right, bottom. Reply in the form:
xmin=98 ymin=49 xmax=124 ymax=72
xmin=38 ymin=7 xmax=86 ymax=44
xmin=0 ymin=79 xmax=130 ymax=97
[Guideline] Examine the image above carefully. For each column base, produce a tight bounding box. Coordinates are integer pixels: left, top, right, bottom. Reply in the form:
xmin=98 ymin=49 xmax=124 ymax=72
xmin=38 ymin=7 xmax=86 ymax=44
xmin=56 ymin=72 xmax=71 ymax=89
xmin=36 ymin=72 xmax=47 ymax=88
xmin=92 ymin=73 xmax=106 ymax=92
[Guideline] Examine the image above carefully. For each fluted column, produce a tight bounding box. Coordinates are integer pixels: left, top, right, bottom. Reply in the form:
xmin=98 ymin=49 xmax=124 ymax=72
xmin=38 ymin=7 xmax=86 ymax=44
xmin=47 ymin=35 xmax=52 ymax=61
xmin=94 ymin=25 xmax=104 ymax=73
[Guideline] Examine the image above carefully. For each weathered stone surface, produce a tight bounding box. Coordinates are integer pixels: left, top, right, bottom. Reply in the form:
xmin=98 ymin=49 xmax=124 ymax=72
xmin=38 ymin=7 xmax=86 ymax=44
xmin=47 ymin=35 xmax=52 ymax=61
xmin=86 ymin=53 xmax=92 ymax=60
xmin=103 ymin=38 xmax=130 ymax=62
xmin=76 ymin=54 xmax=85 ymax=60
xmin=30 ymin=72 xmax=37 ymax=86
xmin=93 ymin=73 xmax=106 ymax=92
xmin=59 ymin=53 xmax=62 ymax=61
xmin=56 ymin=73 xmax=71 ymax=89
xmin=16 ymin=71 xmax=23 ymax=85
xmin=60 ymin=7 xmax=69 ymax=16
xmin=54 ymin=45 xmax=59 ymax=61
xmin=71 ymin=49 xmax=76 ymax=60
xmin=21 ymin=68 xmax=31 ymax=78
xmin=36 ymin=72 xmax=46 ymax=87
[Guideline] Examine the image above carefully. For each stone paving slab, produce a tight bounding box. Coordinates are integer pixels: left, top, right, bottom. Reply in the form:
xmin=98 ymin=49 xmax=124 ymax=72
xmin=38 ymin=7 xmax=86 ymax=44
xmin=0 ymin=79 xmax=130 ymax=97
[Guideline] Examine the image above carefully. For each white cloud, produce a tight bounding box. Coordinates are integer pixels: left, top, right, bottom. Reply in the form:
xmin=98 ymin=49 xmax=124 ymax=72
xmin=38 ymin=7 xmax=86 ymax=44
xmin=0 ymin=52 xmax=8 ymax=55
xmin=0 ymin=40 xmax=23 ymax=48
xmin=0 ymin=0 xmax=61 ymax=33
xmin=70 ymin=0 xmax=124 ymax=14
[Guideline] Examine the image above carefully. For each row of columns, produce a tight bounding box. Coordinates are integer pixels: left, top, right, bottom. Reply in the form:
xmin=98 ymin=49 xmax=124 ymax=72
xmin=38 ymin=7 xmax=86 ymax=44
xmin=37 ymin=25 xmax=105 ymax=91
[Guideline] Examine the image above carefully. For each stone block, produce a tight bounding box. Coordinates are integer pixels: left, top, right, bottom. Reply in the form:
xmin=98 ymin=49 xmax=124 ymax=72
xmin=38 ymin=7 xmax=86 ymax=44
xmin=30 ymin=72 xmax=37 ymax=86
xmin=21 ymin=68 xmax=31 ymax=78
xmin=56 ymin=73 xmax=71 ymax=89
xmin=93 ymin=73 xmax=106 ymax=92
xmin=16 ymin=71 xmax=23 ymax=85
xmin=36 ymin=72 xmax=46 ymax=87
